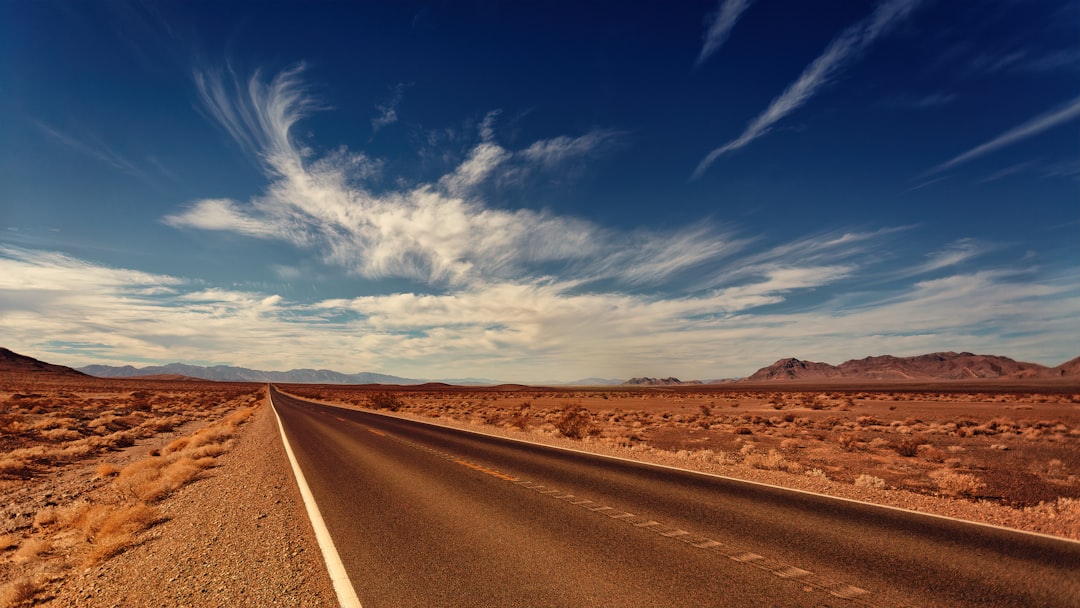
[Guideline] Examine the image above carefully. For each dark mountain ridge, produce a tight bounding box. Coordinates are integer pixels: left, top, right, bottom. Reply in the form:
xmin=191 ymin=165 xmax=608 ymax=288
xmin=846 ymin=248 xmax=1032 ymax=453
xmin=0 ymin=347 xmax=87 ymax=377
xmin=746 ymin=352 xmax=1078 ymax=382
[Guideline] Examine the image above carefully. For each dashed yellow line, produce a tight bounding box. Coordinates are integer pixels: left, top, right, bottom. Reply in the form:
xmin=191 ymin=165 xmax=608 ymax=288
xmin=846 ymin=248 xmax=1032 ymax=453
xmin=355 ymin=420 xmax=877 ymax=605
xmin=454 ymin=459 xmax=519 ymax=481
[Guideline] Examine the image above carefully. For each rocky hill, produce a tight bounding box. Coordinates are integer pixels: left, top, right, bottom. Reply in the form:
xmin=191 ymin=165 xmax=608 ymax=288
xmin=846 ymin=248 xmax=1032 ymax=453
xmin=0 ymin=347 xmax=87 ymax=377
xmin=623 ymin=377 xmax=701 ymax=386
xmin=1050 ymin=356 xmax=1080 ymax=378
xmin=745 ymin=352 xmax=1074 ymax=382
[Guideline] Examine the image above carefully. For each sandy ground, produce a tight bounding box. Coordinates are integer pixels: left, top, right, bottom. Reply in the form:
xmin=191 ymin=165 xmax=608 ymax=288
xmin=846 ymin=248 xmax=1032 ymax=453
xmin=4 ymin=381 xmax=1078 ymax=607
xmin=1 ymin=398 xmax=338 ymax=608
xmin=44 ymin=402 xmax=338 ymax=607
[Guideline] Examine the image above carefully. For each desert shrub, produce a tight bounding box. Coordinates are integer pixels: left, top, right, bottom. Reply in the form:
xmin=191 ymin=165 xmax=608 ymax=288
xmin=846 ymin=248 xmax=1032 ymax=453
xmin=929 ymin=469 xmax=985 ymax=498
xmin=369 ymin=392 xmax=403 ymax=411
xmin=805 ymin=468 xmax=828 ymax=479
xmin=39 ymin=428 xmax=82 ymax=442
xmin=101 ymin=430 xmax=136 ymax=449
xmin=554 ymin=406 xmax=594 ymax=439
xmin=893 ymin=437 xmax=921 ymax=457
xmin=115 ymin=455 xmax=215 ymax=502
xmin=836 ymin=433 xmax=860 ymax=451
xmin=96 ymin=463 xmax=121 ymax=478
xmin=185 ymin=425 xmax=233 ymax=451
xmin=918 ymin=445 xmax=947 ymax=463
xmin=508 ymin=410 xmax=531 ymax=430
xmin=733 ymin=426 xmax=752 ymax=435
xmin=67 ymin=501 xmax=162 ymax=566
xmin=0 ymin=575 xmax=43 ymax=608
xmin=11 ymin=537 xmax=49 ymax=563
xmin=854 ymin=474 xmax=886 ymax=489
xmin=32 ymin=507 xmax=61 ymax=531
xmin=744 ymin=449 xmax=803 ymax=473
xmin=0 ymin=457 xmax=31 ymax=479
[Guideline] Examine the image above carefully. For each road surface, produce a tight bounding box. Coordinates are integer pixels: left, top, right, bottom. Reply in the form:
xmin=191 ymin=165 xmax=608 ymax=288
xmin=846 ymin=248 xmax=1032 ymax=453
xmin=269 ymin=387 xmax=1080 ymax=607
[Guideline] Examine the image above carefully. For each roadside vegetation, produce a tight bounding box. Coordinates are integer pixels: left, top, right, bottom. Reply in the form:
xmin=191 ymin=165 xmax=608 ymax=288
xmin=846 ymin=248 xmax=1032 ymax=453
xmin=0 ymin=377 xmax=260 ymax=607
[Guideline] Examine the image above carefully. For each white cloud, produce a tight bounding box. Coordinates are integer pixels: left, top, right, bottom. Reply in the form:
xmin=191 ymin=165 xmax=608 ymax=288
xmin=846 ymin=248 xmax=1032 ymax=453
xmin=518 ymin=129 xmax=622 ymax=169
xmin=693 ymin=0 xmax=923 ymax=178
xmin=54 ymin=217 xmax=1070 ymax=376
xmin=162 ymin=198 xmax=280 ymax=238
xmin=908 ymin=238 xmax=990 ymax=275
xmin=170 ymin=66 xmax=717 ymax=288
xmin=927 ymin=95 xmax=1080 ymax=175
xmin=2 ymin=246 xmax=1076 ymax=381
xmin=695 ymin=0 xmax=755 ymax=67
xmin=371 ymin=83 xmax=405 ymax=133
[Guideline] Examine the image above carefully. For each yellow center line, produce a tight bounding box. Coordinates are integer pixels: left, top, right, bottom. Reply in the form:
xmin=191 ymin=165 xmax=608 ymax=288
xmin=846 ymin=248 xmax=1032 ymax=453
xmin=454 ymin=459 xmax=518 ymax=481
xmin=368 ymin=428 xmax=387 ymax=437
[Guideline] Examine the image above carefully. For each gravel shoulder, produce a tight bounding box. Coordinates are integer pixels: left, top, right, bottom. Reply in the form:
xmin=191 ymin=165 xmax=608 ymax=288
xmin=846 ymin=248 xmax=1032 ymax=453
xmin=45 ymin=400 xmax=339 ymax=607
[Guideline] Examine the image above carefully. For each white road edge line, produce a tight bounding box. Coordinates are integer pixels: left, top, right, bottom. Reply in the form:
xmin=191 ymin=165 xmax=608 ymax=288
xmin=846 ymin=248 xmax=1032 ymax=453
xmin=281 ymin=388 xmax=1080 ymax=547
xmin=269 ymin=389 xmax=363 ymax=608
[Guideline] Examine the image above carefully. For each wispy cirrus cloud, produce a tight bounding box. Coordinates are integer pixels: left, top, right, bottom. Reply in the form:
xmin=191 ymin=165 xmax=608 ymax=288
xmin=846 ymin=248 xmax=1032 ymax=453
xmin=694 ymin=0 xmax=755 ymax=68
xmin=518 ymin=129 xmax=623 ymax=169
xmin=169 ymin=66 xmax=706 ymax=288
xmin=926 ymin=95 xmax=1080 ymax=175
xmin=35 ymin=121 xmax=166 ymax=184
xmin=692 ymin=0 xmax=924 ymax=179
xmin=907 ymin=238 xmax=992 ymax=276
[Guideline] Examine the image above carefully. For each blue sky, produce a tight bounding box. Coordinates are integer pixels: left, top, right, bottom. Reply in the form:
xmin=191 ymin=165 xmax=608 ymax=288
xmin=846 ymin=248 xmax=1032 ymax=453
xmin=1 ymin=0 xmax=1078 ymax=382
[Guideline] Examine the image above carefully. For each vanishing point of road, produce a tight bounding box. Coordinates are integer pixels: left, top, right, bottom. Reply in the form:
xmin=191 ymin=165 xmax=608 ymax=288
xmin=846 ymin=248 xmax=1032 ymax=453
xmin=269 ymin=387 xmax=1079 ymax=608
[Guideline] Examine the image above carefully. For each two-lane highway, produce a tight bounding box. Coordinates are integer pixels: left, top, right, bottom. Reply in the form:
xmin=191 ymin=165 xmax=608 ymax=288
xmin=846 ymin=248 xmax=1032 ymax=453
xmin=270 ymin=387 xmax=1080 ymax=607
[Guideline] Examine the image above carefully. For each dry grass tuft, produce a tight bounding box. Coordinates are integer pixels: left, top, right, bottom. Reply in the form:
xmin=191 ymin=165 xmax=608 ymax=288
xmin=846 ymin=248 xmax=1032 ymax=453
xmin=854 ymin=474 xmax=886 ymax=489
xmin=744 ymin=449 xmax=803 ymax=473
xmin=67 ymin=501 xmax=162 ymax=566
xmin=95 ymin=462 xmax=120 ymax=478
xmin=0 ymin=576 xmax=44 ymax=608
xmin=11 ymin=537 xmax=50 ymax=564
xmin=929 ymin=469 xmax=985 ymax=498
xmin=115 ymin=455 xmax=215 ymax=502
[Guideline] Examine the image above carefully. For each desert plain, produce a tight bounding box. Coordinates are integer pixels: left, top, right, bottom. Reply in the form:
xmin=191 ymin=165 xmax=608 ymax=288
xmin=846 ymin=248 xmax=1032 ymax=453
xmin=1 ymin=358 xmax=1078 ymax=606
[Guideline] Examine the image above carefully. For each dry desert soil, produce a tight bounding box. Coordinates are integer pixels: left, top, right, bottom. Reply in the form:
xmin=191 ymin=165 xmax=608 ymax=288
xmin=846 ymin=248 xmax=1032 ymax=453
xmin=2 ymin=374 xmax=1079 ymax=606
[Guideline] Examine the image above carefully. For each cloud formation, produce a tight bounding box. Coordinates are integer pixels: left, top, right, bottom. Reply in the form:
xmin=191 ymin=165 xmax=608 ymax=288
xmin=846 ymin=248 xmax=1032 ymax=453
xmin=693 ymin=0 xmax=923 ymax=179
xmin=3 ymin=245 xmax=1076 ymax=381
xmin=170 ymin=66 xmax=701 ymax=288
xmin=694 ymin=0 xmax=755 ymax=68
xmin=371 ymin=83 xmax=405 ymax=133
xmin=927 ymin=95 xmax=1080 ymax=175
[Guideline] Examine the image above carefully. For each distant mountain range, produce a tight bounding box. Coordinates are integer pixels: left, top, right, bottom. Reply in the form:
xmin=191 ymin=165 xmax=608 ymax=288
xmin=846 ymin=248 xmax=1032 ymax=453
xmin=77 ymin=362 xmax=426 ymax=385
xmin=75 ymin=362 xmax=620 ymax=386
xmin=3 ymin=346 xmax=1076 ymax=386
xmin=745 ymin=352 xmax=1080 ymax=382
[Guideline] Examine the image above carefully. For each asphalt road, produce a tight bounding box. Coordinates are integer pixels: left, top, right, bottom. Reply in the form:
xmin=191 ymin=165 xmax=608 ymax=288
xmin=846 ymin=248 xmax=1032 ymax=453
xmin=269 ymin=387 xmax=1080 ymax=608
